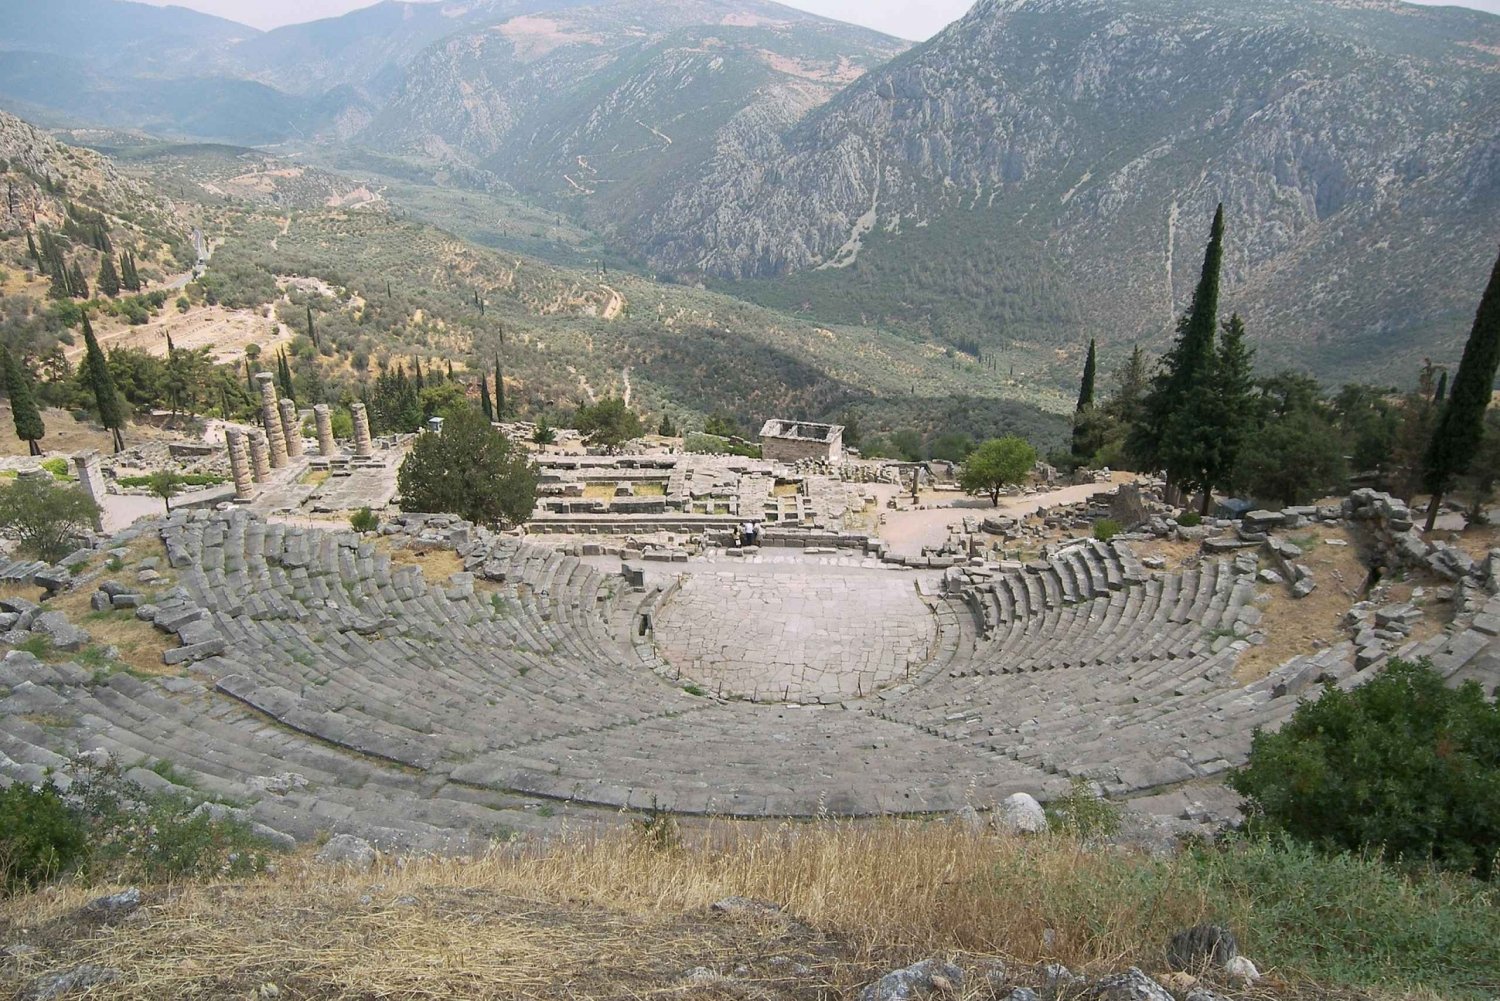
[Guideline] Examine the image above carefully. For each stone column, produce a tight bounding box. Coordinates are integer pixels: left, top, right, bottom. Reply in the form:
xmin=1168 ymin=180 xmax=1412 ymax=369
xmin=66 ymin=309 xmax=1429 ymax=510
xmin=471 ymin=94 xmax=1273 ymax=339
xmin=255 ymin=373 xmax=288 ymax=468
xmin=70 ymin=451 xmax=106 ymax=532
xmin=279 ymin=399 xmax=304 ymax=458
xmin=248 ymin=429 xmax=271 ymax=482
xmin=313 ymin=404 xmax=336 ymax=457
xmin=351 ymin=402 xmax=374 ymax=458
xmin=225 ymin=428 xmax=254 ymax=501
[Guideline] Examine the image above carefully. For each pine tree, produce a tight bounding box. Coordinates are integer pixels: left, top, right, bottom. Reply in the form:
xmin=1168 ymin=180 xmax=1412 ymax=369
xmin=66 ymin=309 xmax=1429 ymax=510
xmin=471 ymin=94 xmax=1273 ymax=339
xmin=68 ymin=261 xmax=88 ymax=300
xmin=1 ymin=347 xmax=46 ymax=456
xmin=80 ymin=312 xmax=125 ymax=451
xmin=96 ymin=253 xmax=121 ymax=298
xmin=1132 ymin=205 xmax=1227 ymax=510
xmin=1423 ymin=246 xmax=1500 ymax=531
xmin=479 ymin=373 xmax=494 ymax=423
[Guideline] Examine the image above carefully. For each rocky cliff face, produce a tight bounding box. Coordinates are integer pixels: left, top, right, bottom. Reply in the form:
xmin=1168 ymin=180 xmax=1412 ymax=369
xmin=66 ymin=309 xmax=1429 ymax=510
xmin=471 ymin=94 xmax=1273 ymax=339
xmin=628 ymin=0 xmax=1500 ymax=380
xmin=0 ymin=110 xmax=179 ymax=246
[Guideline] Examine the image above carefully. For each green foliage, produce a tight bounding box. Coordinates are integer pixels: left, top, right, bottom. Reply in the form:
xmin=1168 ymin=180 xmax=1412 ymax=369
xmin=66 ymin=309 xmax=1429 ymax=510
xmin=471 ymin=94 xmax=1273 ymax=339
xmin=926 ymin=431 xmax=974 ymax=463
xmin=1093 ymin=518 xmax=1122 ymax=542
xmin=574 ymin=397 xmax=642 ymax=450
xmin=1424 ymin=248 xmax=1500 ymax=522
xmin=702 ymin=410 xmax=740 ymax=438
xmin=350 ymin=506 xmax=379 ymax=533
xmin=79 ymin=313 xmax=125 ymax=450
xmin=116 ymin=473 xmax=223 ymax=488
xmin=145 ymin=470 xmax=183 ymax=512
xmin=1232 ymin=658 xmax=1500 ymax=878
xmin=38 ymin=457 xmax=68 ymax=479
xmin=0 ymin=474 xmax=100 ymax=562
xmin=684 ymin=432 xmax=760 ymax=458
xmin=531 ymin=419 xmax=557 ymax=445
xmin=1176 ymin=511 xmax=1203 ymax=527
xmin=1236 ymin=404 xmax=1346 ymax=507
xmin=2 ymin=346 xmax=46 ymax=454
xmin=960 ymin=436 xmax=1037 ymax=505
xmin=0 ymin=783 xmax=88 ymax=893
xmin=1043 ymin=776 xmax=1122 ymax=838
xmin=398 ymin=407 xmax=539 ymax=528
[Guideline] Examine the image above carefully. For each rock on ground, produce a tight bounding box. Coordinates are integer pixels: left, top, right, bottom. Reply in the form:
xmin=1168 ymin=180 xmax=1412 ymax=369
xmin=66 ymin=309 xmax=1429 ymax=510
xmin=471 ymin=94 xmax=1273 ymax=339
xmin=996 ymin=792 xmax=1048 ymax=834
xmin=314 ymin=834 xmax=377 ymax=871
xmin=858 ymin=958 xmax=964 ymax=1001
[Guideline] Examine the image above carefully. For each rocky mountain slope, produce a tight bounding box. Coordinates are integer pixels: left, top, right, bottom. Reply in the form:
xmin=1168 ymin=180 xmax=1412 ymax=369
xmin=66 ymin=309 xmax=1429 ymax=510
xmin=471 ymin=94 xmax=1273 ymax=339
xmin=628 ymin=0 xmax=1500 ymax=382
xmin=0 ymin=110 xmax=184 ymax=259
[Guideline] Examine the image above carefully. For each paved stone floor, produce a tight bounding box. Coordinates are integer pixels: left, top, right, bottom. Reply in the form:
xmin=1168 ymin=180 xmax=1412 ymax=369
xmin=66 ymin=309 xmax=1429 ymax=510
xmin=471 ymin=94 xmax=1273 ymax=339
xmin=652 ymin=568 xmax=938 ymax=701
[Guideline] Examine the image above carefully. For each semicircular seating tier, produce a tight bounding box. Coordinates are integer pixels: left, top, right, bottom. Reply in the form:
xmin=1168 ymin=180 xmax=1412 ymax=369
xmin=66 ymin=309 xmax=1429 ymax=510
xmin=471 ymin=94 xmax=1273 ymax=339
xmin=1 ymin=511 xmax=1496 ymax=852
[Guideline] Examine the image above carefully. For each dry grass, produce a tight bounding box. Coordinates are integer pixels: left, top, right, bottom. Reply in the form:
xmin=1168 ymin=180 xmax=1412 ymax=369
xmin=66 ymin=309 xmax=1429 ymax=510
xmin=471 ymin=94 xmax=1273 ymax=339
xmin=582 ymin=482 xmax=619 ymax=501
xmin=1130 ymin=538 xmax=1205 ymax=573
xmin=1234 ymin=525 xmax=1371 ymax=683
xmin=374 ymin=537 xmax=465 ymax=582
xmin=0 ymin=824 xmax=1241 ymax=1001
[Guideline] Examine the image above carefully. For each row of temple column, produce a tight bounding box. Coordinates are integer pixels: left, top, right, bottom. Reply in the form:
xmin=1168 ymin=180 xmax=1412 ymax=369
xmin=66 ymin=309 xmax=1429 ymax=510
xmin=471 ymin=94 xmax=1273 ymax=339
xmin=226 ymin=372 xmax=374 ymax=501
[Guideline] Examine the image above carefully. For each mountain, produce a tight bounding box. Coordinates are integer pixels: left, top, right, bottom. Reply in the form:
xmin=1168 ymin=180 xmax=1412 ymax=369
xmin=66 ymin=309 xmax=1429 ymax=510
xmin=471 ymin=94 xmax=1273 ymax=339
xmin=616 ymin=0 xmax=1500 ymax=383
xmin=0 ymin=109 xmax=186 ymax=263
xmin=356 ymin=0 xmax=908 ymax=230
xmin=0 ymin=0 xmax=257 ymax=73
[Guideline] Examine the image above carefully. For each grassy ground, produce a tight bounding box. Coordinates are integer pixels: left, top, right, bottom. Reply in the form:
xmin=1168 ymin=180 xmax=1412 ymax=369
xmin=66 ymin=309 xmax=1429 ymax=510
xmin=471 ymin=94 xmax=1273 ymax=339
xmin=1 ymin=823 xmax=1493 ymax=1000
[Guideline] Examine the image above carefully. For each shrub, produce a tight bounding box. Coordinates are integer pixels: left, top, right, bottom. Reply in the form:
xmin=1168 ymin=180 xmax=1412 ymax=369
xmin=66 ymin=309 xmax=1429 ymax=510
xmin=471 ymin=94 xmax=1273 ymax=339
xmin=0 ymin=474 xmax=100 ymax=562
xmin=960 ymin=436 xmax=1037 ymax=505
xmin=39 ymin=457 xmax=69 ymax=479
xmin=1093 ymin=518 xmax=1122 ymax=542
xmin=350 ymin=506 xmax=379 ymax=533
xmin=1231 ymin=658 xmax=1500 ymax=877
xmin=532 ymin=420 xmax=557 ymax=446
xmin=0 ymin=783 xmax=88 ymax=893
xmin=1044 ymin=776 xmax=1122 ymax=837
xmin=1177 ymin=511 xmax=1203 ymax=527
xmin=398 ymin=407 xmax=539 ymax=528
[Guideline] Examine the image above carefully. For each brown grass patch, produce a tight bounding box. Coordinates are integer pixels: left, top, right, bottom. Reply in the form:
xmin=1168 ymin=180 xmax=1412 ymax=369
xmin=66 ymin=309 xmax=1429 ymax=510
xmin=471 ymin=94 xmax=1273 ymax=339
xmin=1234 ymin=525 xmax=1370 ymax=683
xmin=0 ymin=825 xmax=1277 ymax=1001
xmin=374 ymin=538 xmax=465 ymax=583
xmin=1129 ymin=537 xmax=1204 ymax=573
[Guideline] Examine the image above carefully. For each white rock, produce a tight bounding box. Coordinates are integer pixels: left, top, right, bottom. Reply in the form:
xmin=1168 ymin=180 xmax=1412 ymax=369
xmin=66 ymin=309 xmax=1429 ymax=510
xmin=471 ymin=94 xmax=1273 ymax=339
xmin=1224 ymin=956 xmax=1260 ymax=984
xmin=314 ymin=834 xmax=377 ymax=871
xmin=996 ymin=792 xmax=1048 ymax=834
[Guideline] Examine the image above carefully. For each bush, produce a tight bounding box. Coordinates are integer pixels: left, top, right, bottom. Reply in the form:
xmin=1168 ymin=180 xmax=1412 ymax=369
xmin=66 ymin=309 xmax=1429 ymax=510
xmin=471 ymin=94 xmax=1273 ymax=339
xmin=1176 ymin=511 xmax=1203 ymax=527
xmin=39 ymin=457 xmax=70 ymax=479
xmin=1093 ymin=518 xmax=1122 ymax=542
xmin=0 ymin=474 xmax=100 ymax=562
xmin=397 ymin=407 xmax=539 ymax=528
xmin=1044 ymin=777 xmax=1122 ymax=838
xmin=1232 ymin=658 xmax=1500 ymax=877
xmin=0 ymin=783 xmax=87 ymax=893
xmin=350 ymin=506 xmax=379 ymax=533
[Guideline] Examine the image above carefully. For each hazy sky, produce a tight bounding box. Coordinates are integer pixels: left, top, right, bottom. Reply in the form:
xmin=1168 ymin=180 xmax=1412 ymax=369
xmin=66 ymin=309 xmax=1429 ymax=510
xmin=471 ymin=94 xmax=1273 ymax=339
xmin=140 ymin=0 xmax=1500 ymax=39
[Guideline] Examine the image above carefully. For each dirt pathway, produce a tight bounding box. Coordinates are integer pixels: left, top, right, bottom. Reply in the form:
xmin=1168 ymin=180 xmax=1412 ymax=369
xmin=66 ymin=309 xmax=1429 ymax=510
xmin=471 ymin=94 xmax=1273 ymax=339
xmin=600 ymin=284 xmax=625 ymax=320
xmin=876 ymin=474 xmax=1138 ymax=557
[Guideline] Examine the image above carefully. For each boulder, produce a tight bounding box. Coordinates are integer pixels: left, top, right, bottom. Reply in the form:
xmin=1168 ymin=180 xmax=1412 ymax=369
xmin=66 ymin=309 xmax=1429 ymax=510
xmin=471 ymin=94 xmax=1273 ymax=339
xmin=857 ymin=959 xmax=963 ymax=1001
xmin=81 ymin=887 xmax=141 ymax=920
xmin=1088 ymin=968 xmax=1173 ymax=1001
xmin=315 ymin=833 xmax=377 ymax=871
xmin=1166 ymin=924 xmax=1238 ymax=971
xmin=995 ymin=792 xmax=1048 ymax=834
xmin=30 ymin=612 xmax=88 ymax=652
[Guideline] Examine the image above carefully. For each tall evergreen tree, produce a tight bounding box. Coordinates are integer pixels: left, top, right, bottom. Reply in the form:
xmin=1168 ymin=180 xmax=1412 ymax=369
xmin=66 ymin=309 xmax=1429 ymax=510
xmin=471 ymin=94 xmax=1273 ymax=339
xmin=1 ymin=347 xmax=46 ymax=456
xmin=68 ymin=260 xmax=88 ymax=300
xmin=446 ymin=360 xmax=454 ymax=381
xmin=1075 ymin=339 xmax=1097 ymax=412
xmin=276 ymin=349 xmax=295 ymax=402
xmin=306 ymin=305 xmax=318 ymax=349
xmin=493 ymin=352 xmax=505 ymax=419
xmin=1434 ymin=370 xmax=1449 ymax=404
xmin=80 ymin=312 xmax=125 ymax=451
xmin=1423 ymin=247 xmax=1500 ymax=531
xmin=47 ymin=257 xmax=69 ymax=300
xmin=1071 ymin=338 xmax=1100 ymax=463
xmin=121 ymin=251 xmax=141 ymax=292
xmin=479 ymin=373 xmax=494 ymax=423
xmin=96 ymin=253 xmax=121 ymax=298
xmin=412 ymin=358 xmax=424 ymax=392
xmin=244 ymin=357 xmax=255 ymax=396
xmin=1205 ymin=313 xmax=1256 ymax=498
xmin=1131 ymin=205 xmax=1227 ymax=509
xmin=25 ymin=230 xmax=39 ymax=267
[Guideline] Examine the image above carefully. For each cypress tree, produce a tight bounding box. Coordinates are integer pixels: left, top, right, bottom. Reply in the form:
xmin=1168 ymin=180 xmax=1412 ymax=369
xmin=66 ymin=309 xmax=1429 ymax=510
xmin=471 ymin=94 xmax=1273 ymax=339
xmin=412 ymin=358 xmax=424 ymax=392
xmin=1434 ymin=370 xmax=1449 ymax=404
xmin=479 ymin=373 xmax=493 ymax=422
xmin=80 ymin=312 xmax=125 ymax=451
xmin=1205 ymin=313 xmax=1256 ymax=498
xmin=96 ymin=253 xmax=121 ymax=298
xmin=1075 ymin=338 xmax=1097 ymax=412
xmin=244 ymin=357 xmax=255 ymax=395
xmin=48 ymin=257 xmax=69 ymax=300
xmin=1133 ymin=205 xmax=1226 ymax=509
xmin=493 ymin=352 xmax=505 ymax=419
xmin=1 ymin=347 xmax=46 ymax=456
xmin=1423 ymin=247 xmax=1500 ymax=531
xmin=446 ymin=360 xmax=454 ymax=381
xmin=69 ymin=260 xmax=89 ymax=300
xmin=25 ymin=230 xmax=39 ymax=267
xmin=277 ymin=349 xmax=295 ymax=402
xmin=124 ymin=251 xmax=141 ymax=292
xmin=306 ymin=305 xmax=318 ymax=348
